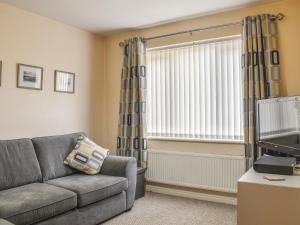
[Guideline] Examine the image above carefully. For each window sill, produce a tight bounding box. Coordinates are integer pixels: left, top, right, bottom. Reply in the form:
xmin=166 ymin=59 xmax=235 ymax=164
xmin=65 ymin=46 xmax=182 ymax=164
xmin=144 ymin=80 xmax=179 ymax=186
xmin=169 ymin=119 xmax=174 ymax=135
xmin=147 ymin=136 xmax=244 ymax=144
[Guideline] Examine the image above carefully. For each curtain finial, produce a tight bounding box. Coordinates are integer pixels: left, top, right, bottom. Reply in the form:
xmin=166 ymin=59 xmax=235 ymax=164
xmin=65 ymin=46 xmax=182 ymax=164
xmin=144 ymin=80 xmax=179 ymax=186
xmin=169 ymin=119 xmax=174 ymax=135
xmin=276 ymin=13 xmax=285 ymax=21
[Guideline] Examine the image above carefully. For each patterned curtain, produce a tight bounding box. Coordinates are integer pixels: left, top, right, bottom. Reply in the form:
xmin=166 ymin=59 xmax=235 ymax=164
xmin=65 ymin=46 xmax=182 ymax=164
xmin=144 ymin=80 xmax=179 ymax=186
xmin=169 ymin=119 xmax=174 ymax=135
xmin=117 ymin=37 xmax=148 ymax=168
xmin=242 ymin=14 xmax=281 ymax=168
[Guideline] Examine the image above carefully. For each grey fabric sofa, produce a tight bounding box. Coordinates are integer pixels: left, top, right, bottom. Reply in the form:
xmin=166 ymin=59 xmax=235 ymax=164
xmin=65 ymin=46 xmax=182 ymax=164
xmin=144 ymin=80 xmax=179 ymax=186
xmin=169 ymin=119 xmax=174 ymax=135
xmin=0 ymin=133 xmax=137 ymax=225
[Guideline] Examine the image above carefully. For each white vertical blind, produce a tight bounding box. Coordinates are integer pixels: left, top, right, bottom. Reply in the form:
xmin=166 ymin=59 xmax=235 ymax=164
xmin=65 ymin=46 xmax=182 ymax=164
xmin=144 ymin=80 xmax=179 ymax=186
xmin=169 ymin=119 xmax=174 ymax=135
xmin=146 ymin=36 xmax=243 ymax=141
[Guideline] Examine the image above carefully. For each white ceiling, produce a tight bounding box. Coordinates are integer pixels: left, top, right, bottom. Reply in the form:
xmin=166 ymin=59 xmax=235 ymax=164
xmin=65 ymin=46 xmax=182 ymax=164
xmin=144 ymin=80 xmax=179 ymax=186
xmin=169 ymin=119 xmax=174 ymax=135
xmin=0 ymin=0 xmax=277 ymax=34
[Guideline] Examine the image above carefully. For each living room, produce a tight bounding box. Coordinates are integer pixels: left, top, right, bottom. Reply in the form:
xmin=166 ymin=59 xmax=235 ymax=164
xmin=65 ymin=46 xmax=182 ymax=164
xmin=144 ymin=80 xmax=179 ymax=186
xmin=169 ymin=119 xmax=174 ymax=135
xmin=0 ymin=0 xmax=299 ymax=225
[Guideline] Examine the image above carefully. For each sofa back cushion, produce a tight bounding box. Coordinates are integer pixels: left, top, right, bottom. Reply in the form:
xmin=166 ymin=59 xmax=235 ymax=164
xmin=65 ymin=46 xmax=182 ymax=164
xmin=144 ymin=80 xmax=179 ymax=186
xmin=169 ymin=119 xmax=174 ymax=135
xmin=0 ymin=139 xmax=42 ymax=191
xmin=32 ymin=133 xmax=85 ymax=181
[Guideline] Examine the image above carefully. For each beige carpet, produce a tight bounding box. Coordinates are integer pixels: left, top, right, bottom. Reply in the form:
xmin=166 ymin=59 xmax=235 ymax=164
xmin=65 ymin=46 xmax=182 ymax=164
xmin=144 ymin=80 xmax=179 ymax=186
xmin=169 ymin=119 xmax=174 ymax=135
xmin=102 ymin=192 xmax=237 ymax=225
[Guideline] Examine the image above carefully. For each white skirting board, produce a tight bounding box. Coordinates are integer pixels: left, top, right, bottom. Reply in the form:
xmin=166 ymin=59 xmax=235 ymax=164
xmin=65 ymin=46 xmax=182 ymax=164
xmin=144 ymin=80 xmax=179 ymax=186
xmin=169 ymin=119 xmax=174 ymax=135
xmin=146 ymin=185 xmax=237 ymax=205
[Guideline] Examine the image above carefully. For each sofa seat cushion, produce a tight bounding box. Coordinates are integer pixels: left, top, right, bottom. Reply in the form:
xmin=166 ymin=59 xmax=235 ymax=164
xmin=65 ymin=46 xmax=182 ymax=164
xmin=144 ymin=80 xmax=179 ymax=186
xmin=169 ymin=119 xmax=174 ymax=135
xmin=0 ymin=183 xmax=77 ymax=225
xmin=46 ymin=174 xmax=128 ymax=207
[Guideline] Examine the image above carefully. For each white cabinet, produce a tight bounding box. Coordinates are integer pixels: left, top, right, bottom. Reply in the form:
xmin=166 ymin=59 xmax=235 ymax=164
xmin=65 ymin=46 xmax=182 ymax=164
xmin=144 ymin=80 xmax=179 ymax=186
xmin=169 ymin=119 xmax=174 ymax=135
xmin=237 ymin=168 xmax=300 ymax=225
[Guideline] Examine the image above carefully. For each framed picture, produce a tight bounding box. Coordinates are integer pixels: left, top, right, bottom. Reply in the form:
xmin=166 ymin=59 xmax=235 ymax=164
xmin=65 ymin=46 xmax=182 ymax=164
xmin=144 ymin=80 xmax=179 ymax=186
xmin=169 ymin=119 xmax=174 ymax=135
xmin=0 ymin=61 xmax=2 ymax=87
xmin=54 ymin=70 xmax=75 ymax=93
xmin=17 ymin=63 xmax=43 ymax=90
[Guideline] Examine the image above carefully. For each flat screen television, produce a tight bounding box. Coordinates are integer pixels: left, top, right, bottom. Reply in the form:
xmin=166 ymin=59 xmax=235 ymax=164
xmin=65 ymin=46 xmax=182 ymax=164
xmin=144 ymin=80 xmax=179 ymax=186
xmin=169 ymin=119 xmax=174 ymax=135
xmin=256 ymin=96 xmax=300 ymax=158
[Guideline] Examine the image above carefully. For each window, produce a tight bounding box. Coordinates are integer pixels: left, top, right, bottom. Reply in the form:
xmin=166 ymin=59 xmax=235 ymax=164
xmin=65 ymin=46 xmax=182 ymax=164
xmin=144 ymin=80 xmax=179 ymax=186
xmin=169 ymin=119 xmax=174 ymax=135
xmin=146 ymin=36 xmax=243 ymax=142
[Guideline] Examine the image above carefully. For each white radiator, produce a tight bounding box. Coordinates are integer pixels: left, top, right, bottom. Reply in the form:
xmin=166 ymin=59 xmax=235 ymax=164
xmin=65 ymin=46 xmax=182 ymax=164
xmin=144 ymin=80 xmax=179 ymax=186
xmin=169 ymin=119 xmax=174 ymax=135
xmin=146 ymin=150 xmax=245 ymax=193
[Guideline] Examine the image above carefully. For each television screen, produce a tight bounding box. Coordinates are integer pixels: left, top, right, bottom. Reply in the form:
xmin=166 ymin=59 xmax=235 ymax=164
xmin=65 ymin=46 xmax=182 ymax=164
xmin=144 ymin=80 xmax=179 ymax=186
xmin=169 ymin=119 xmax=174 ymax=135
xmin=257 ymin=96 xmax=300 ymax=157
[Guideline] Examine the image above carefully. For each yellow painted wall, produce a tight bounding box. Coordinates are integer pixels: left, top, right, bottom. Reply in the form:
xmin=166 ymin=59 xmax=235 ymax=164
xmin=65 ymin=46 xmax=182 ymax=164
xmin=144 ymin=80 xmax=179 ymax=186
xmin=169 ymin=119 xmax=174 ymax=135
xmin=0 ymin=3 xmax=105 ymax=143
xmin=102 ymin=0 xmax=300 ymax=155
xmin=0 ymin=0 xmax=299 ymax=156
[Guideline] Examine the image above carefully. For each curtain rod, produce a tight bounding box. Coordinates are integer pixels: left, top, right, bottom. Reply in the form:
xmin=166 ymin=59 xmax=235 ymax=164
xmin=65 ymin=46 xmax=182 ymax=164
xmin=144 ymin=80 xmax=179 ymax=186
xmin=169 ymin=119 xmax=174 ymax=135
xmin=119 ymin=13 xmax=285 ymax=47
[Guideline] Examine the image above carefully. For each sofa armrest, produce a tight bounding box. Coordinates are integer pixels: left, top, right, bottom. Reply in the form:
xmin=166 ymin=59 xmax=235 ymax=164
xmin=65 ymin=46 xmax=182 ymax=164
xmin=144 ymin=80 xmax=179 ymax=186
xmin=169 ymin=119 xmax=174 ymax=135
xmin=0 ymin=219 xmax=14 ymax=225
xmin=101 ymin=156 xmax=137 ymax=210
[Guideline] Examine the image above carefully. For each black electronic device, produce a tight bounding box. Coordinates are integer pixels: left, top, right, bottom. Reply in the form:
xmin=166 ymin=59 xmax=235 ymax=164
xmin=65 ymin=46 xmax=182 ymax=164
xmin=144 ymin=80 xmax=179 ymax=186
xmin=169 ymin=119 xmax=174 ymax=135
xmin=254 ymin=155 xmax=296 ymax=175
xmin=258 ymin=134 xmax=300 ymax=158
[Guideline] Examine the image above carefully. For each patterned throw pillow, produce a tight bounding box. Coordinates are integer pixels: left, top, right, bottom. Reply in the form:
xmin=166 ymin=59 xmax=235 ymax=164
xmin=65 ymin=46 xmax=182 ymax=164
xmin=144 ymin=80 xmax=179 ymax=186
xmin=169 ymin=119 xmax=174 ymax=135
xmin=64 ymin=135 xmax=109 ymax=175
